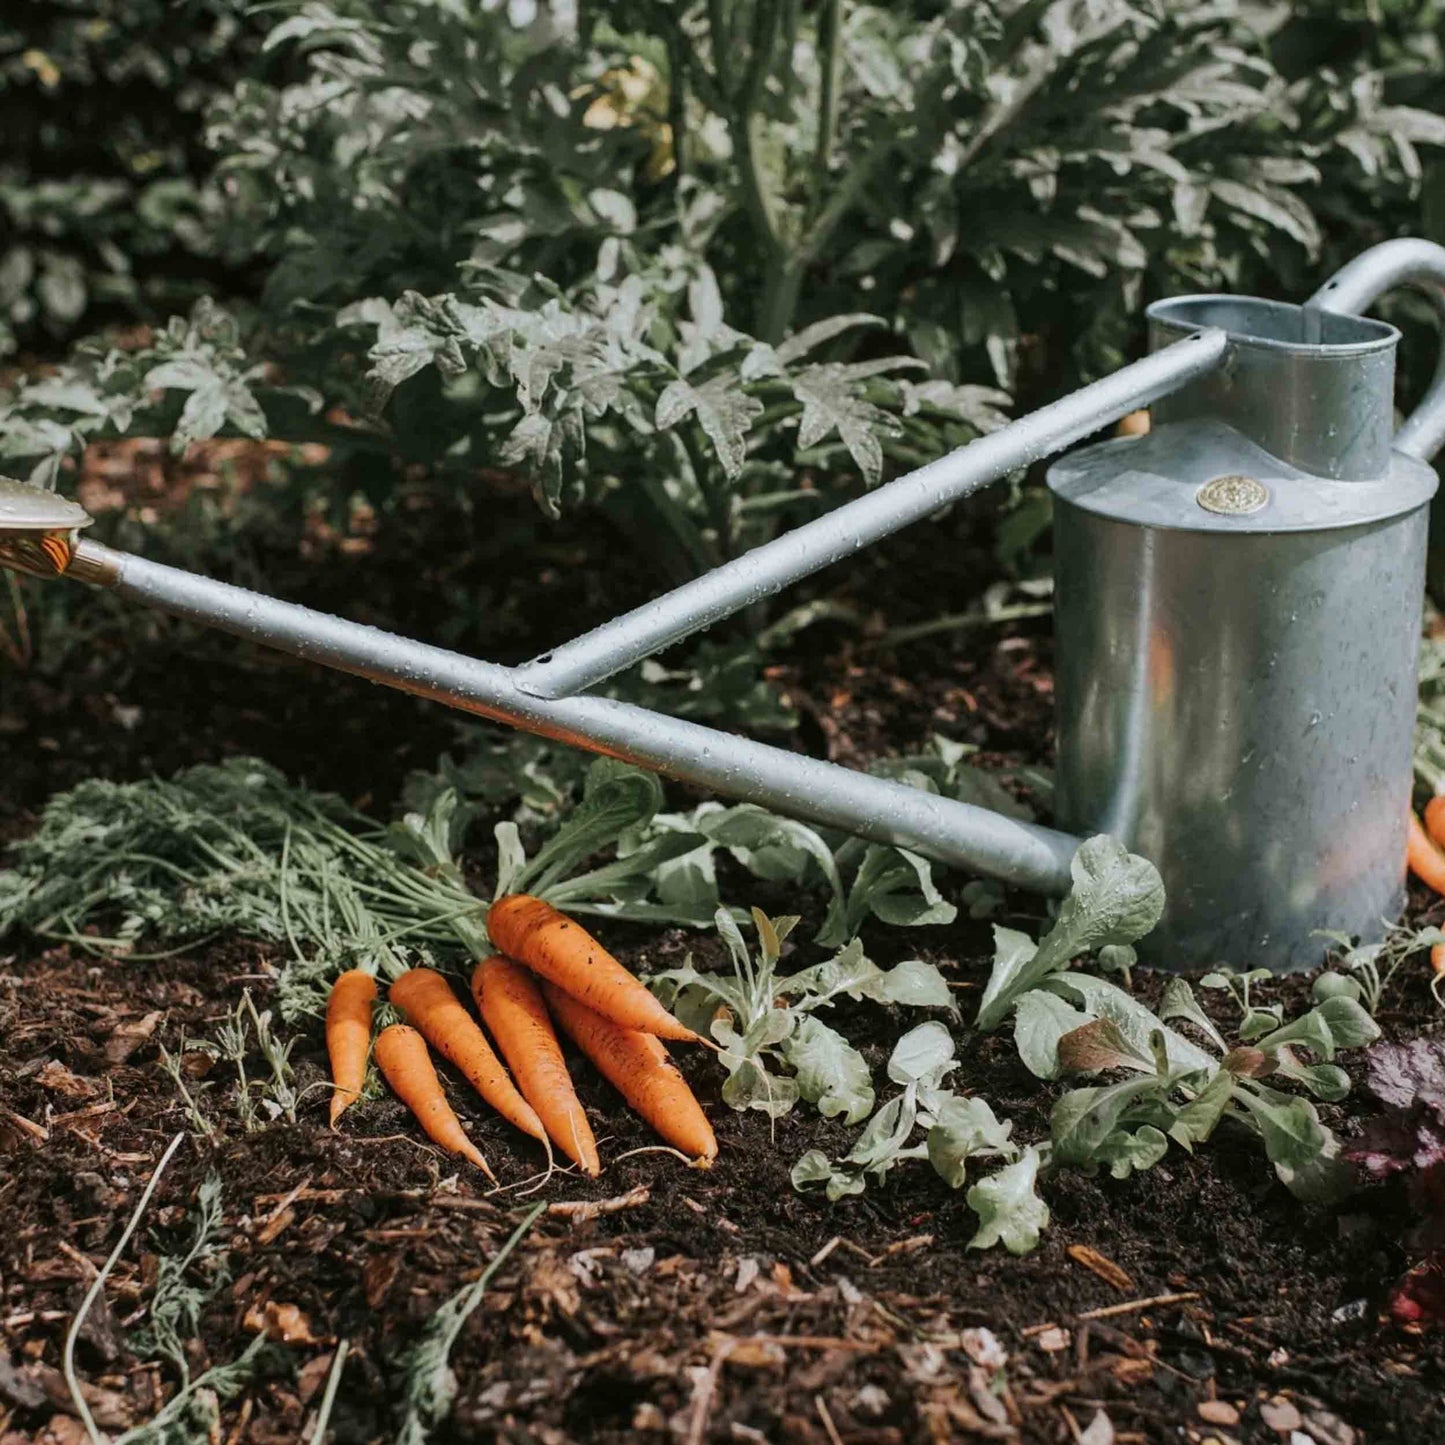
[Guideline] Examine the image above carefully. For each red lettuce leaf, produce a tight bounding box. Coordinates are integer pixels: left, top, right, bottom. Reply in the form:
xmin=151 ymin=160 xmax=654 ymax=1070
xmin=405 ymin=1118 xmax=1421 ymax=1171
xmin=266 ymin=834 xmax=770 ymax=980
xmin=1363 ymin=1038 xmax=1445 ymax=1114
xmin=1390 ymin=1254 xmax=1445 ymax=1329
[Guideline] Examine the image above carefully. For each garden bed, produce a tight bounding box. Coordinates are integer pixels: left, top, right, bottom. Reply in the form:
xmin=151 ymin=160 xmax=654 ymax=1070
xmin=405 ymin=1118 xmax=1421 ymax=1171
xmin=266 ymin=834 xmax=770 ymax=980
xmin=2 ymin=484 xmax=1442 ymax=1444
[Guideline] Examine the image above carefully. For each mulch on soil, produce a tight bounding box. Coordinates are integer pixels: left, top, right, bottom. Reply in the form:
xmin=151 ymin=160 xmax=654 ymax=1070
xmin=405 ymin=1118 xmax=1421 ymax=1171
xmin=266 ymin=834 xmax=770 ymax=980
xmin=2 ymin=458 xmax=1443 ymax=1443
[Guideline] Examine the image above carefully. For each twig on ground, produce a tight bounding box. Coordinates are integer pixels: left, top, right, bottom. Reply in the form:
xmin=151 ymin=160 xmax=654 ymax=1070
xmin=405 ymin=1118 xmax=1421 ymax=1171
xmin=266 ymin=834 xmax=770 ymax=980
xmin=809 ymin=1236 xmax=841 ymax=1267
xmin=65 ymin=1130 xmax=187 ymax=1445
xmin=307 ymin=1339 xmax=349 ymax=1445
xmin=815 ymin=1394 xmax=845 ymax=1445
xmin=685 ymin=1337 xmax=735 ymax=1445
xmin=1076 ymin=1291 xmax=1200 ymax=1323
xmin=548 ymin=1186 xmax=652 ymax=1222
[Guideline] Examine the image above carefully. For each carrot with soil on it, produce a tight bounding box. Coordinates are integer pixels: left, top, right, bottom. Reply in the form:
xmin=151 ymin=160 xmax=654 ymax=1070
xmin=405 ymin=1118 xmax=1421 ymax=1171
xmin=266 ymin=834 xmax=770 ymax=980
xmin=326 ymin=969 xmax=377 ymax=1128
xmin=542 ymin=982 xmax=717 ymax=1166
xmin=474 ymin=955 xmax=600 ymax=1177
xmin=1408 ymin=810 xmax=1445 ymax=895
xmin=487 ymin=894 xmax=700 ymax=1042
xmin=389 ymin=968 xmax=547 ymax=1147
xmin=373 ymin=1023 xmax=496 ymax=1180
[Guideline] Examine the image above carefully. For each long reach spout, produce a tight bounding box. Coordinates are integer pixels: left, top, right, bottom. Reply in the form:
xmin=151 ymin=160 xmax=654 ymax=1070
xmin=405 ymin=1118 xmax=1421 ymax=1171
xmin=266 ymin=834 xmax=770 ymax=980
xmin=0 ymin=330 xmax=1229 ymax=896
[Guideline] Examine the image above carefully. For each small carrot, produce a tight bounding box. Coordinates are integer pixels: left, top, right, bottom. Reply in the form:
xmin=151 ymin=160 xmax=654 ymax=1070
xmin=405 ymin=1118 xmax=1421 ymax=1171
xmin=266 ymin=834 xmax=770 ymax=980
xmin=542 ymin=982 xmax=717 ymax=1166
xmin=1426 ymin=796 xmax=1445 ymax=851
xmin=1409 ymin=811 xmax=1445 ymax=895
xmin=389 ymin=968 xmax=546 ymax=1147
xmin=1431 ymin=942 xmax=1445 ymax=976
xmin=474 ymin=956 xmax=600 ymax=1177
xmin=373 ymin=1024 xmax=495 ymax=1180
xmin=326 ymin=969 xmax=377 ymax=1128
xmin=488 ymin=894 xmax=699 ymax=1042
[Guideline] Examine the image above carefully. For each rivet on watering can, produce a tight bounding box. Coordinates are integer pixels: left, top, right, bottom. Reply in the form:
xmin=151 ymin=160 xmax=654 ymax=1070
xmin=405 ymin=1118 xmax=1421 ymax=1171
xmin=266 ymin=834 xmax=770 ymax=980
xmin=1195 ymin=474 xmax=1271 ymax=515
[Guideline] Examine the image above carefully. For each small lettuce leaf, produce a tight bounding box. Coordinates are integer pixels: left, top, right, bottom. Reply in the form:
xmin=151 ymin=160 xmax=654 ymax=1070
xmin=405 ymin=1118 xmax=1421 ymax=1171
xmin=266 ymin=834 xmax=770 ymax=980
xmin=887 ymin=1022 xmax=957 ymax=1091
xmin=967 ymin=1147 xmax=1049 ymax=1255
xmin=784 ymin=1016 xmax=875 ymax=1124
xmin=792 ymin=1150 xmax=866 ymax=1202
xmin=927 ymin=1096 xmax=1016 ymax=1188
xmin=977 ymin=836 xmax=1164 ymax=1030
xmin=1013 ymin=989 xmax=1089 ymax=1080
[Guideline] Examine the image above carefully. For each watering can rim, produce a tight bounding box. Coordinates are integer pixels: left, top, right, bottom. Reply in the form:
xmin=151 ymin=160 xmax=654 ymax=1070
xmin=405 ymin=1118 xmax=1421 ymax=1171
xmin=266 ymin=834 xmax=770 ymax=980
xmin=1147 ymin=292 xmax=1398 ymax=359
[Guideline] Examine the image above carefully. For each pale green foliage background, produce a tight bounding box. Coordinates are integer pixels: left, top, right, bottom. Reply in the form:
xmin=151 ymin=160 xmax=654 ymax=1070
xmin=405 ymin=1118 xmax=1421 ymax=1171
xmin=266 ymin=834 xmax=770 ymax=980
xmin=4 ymin=0 xmax=1444 ymax=595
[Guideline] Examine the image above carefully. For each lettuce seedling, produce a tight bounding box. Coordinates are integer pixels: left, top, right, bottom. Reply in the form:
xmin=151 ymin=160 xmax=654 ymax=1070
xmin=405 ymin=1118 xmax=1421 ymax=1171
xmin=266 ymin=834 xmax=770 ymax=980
xmin=1343 ymin=1037 xmax=1445 ymax=1327
xmin=976 ymin=836 xmax=1382 ymax=1202
xmin=650 ymin=909 xmax=955 ymax=1122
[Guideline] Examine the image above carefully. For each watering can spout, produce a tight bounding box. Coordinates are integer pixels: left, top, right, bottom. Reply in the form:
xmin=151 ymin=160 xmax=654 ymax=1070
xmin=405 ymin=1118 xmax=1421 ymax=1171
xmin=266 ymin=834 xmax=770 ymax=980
xmin=0 ymin=334 xmax=1227 ymax=904
xmin=5 ymin=238 xmax=1445 ymax=972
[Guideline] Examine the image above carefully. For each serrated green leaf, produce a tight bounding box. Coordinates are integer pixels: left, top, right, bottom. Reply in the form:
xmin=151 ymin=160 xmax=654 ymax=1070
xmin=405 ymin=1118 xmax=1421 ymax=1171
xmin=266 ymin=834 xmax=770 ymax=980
xmin=785 ymin=1015 xmax=875 ymax=1124
xmin=927 ymin=1096 xmax=1016 ymax=1189
xmin=967 ymin=1147 xmax=1049 ymax=1255
xmin=791 ymin=1150 xmax=865 ymax=1202
xmin=1097 ymin=1124 xmax=1170 ymax=1180
xmin=791 ymin=363 xmax=895 ymax=485
xmin=1050 ymin=1073 xmax=1178 ymax=1168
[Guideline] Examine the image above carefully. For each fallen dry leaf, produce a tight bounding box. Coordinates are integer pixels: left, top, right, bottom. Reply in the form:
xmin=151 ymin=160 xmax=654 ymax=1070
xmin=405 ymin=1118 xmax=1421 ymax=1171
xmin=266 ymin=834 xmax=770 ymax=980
xmin=363 ymin=1253 xmax=400 ymax=1309
xmin=244 ymin=1300 xmax=321 ymax=1346
xmin=1067 ymin=1243 xmax=1135 ymax=1293
xmin=104 ymin=1010 xmax=163 ymax=1065
xmin=35 ymin=1061 xmax=99 ymax=1100
xmin=297 ymin=1350 xmax=338 ymax=1404
xmin=959 ymin=1326 xmax=1007 ymax=1371
xmin=1302 ymin=1407 xmax=1356 ymax=1445
xmin=721 ymin=1338 xmax=785 ymax=1370
xmin=1198 ymin=1399 xmax=1240 ymax=1426
xmin=1259 ymin=1396 xmax=1303 ymax=1433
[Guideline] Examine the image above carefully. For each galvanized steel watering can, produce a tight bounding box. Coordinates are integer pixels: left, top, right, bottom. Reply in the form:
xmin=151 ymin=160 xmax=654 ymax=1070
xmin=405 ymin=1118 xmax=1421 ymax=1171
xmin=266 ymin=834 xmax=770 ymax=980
xmin=5 ymin=239 xmax=1445 ymax=973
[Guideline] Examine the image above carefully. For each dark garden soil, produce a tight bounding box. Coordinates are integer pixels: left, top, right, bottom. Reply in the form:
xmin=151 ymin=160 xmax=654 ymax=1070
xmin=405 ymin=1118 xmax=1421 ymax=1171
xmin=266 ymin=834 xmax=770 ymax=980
xmin=2 ymin=456 xmax=1443 ymax=1444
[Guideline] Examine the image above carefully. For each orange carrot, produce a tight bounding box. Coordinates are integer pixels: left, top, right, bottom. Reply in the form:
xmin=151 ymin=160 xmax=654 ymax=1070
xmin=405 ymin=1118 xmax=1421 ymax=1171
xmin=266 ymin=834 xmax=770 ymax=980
xmin=389 ymin=968 xmax=546 ymax=1146
xmin=474 ymin=956 xmax=600 ymax=1177
xmin=1409 ymin=811 xmax=1445 ymax=895
xmin=1432 ymin=942 xmax=1445 ymax=976
xmin=326 ymin=969 xmax=377 ymax=1128
xmin=542 ymin=982 xmax=717 ymax=1165
xmin=1426 ymin=796 xmax=1445 ymax=851
xmin=488 ymin=894 xmax=698 ymax=1042
xmin=373 ymin=1024 xmax=495 ymax=1180
xmin=1116 ymin=409 xmax=1150 ymax=438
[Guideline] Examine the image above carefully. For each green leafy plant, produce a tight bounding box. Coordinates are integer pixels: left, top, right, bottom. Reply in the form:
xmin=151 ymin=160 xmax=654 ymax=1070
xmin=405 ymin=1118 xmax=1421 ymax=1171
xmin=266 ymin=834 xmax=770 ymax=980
xmin=208 ymin=990 xmax=303 ymax=1129
xmin=129 ymin=1174 xmax=230 ymax=1387
xmin=650 ymin=907 xmax=954 ymax=1120
xmin=791 ymin=833 xmax=1385 ymax=1252
xmin=792 ymin=1020 xmax=1042 ymax=1254
xmin=980 ymin=841 xmax=1382 ymax=1202
xmin=12 ymin=0 xmax=1441 ymax=639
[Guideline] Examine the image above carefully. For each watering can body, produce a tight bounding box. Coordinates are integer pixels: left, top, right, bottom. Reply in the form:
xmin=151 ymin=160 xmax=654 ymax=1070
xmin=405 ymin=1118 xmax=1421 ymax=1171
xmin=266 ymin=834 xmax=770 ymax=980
xmin=1049 ymin=292 xmax=1439 ymax=971
xmin=5 ymin=241 xmax=1445 ymax=975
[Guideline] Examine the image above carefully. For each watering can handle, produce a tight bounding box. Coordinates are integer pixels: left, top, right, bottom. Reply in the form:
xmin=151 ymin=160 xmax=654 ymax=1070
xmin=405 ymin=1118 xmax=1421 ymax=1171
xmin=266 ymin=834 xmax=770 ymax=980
xmin=1306 ymin=237 xmax=1445 ymax=464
